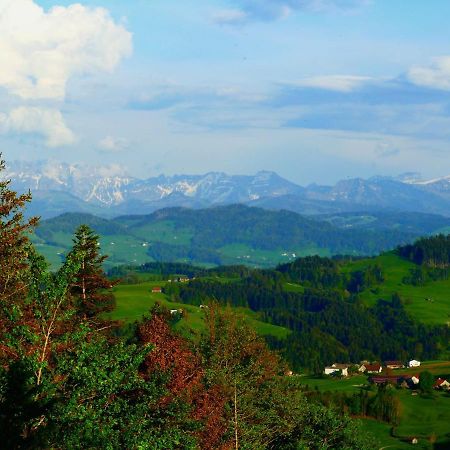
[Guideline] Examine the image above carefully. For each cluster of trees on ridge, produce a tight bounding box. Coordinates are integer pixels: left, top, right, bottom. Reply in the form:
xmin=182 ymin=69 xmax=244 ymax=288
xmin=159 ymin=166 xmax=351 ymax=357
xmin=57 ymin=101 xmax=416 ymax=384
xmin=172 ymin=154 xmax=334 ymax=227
xmin=0 ymin=156 xmax=375 ymax=449
xmin=399 ymin=234 xmax=450 ymax=286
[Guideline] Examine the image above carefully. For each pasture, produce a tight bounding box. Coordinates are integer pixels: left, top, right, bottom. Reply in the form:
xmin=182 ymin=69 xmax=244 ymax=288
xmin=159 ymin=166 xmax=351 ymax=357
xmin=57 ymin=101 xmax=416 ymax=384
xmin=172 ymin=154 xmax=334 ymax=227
xmin=345 ymin=253 xmax=450 ymax=326
xmin=296 ymin=365 xmax=450 ymax=450
xmin=107 ymin=280 xmax=290 ymax=339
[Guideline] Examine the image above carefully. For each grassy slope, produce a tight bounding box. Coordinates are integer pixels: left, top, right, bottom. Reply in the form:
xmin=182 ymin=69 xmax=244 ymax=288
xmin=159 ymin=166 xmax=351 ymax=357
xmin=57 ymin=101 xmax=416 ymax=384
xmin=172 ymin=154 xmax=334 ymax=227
xmin=31 ymin=231 xmax=152 ymax=269
xmin=107 ymin=281 xmax=290 ymax=339
xmin=343 ymin=252 xmax=450 ymax=326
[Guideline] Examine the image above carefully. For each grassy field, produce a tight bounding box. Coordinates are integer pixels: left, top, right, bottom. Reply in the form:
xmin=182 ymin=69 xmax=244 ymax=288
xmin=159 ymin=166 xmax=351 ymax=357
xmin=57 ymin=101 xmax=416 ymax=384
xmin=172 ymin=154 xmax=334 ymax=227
xmin=296 ymin=363 xmax=450 ymax=450
xmin=128 ymin=220 xmax=194 ymax=246
xmin=344 ymin=253 xmax=450 ymax=326
xmin=32 ymin=231 xmax=152 ymax=269
xmin=107 ymin=280 xmax=291 ymax=339
xmin=218 ymin=243 xmax=330 ymax=267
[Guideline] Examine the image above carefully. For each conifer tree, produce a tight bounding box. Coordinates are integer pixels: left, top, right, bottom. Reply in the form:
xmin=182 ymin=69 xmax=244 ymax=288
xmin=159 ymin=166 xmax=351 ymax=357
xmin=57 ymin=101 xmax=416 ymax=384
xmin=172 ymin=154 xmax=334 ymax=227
xmin=67 ymin=224 xmax=116 ymax=320
xmin=0 ymin=154 xmax=38 ymax=304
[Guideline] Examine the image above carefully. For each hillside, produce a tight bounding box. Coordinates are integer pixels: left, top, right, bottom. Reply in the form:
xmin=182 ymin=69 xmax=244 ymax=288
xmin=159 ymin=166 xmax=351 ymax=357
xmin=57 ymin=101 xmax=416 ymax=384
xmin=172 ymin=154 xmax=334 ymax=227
xmin=32 ymin=205 xmax=450 ymax=268
xmin=109 ymin=239 xmax=450 ymax=364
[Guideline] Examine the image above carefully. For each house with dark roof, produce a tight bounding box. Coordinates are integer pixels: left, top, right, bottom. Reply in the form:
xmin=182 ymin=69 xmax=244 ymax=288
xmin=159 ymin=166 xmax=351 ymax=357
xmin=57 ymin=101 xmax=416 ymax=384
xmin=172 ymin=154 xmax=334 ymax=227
xmin=384 ymin=361 xmax=405 ymax=369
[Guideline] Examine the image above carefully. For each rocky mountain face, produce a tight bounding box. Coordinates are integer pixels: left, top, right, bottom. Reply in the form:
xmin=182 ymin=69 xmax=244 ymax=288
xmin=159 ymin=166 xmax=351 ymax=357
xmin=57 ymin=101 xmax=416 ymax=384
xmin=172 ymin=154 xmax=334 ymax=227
xmin=3 ymin=160 xmax=449 ymax=218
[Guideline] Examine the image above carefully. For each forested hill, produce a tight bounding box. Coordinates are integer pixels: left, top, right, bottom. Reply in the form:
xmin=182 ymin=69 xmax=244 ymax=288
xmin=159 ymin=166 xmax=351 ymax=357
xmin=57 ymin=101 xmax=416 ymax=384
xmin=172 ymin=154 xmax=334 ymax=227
xmin=33 ymin=205 xmax=450 ymax=268
xmin=111 ymin=239 xmax=450 ymax=373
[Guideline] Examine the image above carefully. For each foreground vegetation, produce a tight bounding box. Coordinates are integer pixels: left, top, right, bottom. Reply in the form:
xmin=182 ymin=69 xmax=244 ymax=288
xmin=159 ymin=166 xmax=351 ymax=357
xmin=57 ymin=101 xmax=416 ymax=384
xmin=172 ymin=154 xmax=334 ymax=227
xmin=2 ymin=154 xmax=448 ymax=449
xmin=0 ymin=156 xmax=375 ymax=449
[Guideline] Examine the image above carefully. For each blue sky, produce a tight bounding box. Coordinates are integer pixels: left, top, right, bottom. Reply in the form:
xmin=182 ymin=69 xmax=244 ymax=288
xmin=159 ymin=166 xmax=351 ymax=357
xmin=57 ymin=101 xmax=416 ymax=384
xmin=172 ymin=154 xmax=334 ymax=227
xmin=1 ymin=0 xmax=450 ymax=183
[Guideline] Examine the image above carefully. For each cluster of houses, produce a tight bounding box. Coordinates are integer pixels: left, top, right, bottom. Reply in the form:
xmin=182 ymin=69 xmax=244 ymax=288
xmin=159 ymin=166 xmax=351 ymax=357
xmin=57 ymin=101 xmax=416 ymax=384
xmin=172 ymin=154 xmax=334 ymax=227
xmin=323 ymin=360 xmax=449 ymax=391
xmin=324 ymin=360 xmax=421 ymax=377
xmin=167 ymin=277 xmax=193 ymax=283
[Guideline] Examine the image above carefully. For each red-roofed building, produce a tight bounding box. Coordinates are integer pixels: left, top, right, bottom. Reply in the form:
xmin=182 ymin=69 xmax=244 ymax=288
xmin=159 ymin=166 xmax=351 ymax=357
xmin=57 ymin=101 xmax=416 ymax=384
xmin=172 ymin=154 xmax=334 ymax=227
xmin=384 ymin=361 xmax=405 ymax=369
xmin=359 ymin=363 xmax=382 ymax=374
xmin=434 ymin=378 xmax=450 ymax=390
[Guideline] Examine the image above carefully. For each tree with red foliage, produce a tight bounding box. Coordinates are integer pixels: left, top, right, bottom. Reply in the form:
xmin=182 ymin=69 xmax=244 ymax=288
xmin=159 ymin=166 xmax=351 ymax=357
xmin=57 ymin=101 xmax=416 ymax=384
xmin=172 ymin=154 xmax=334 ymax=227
xmin=138 ymin=304 xmax=203 ymax=399
xmin=138 ymin=304 xmax=230 ymax=449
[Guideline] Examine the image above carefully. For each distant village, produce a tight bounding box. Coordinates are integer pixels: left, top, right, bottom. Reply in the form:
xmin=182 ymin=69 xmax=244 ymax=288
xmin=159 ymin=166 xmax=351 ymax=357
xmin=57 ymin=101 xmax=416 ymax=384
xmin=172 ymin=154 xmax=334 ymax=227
xmin=322 ymin=360 xmax=450 ymax=391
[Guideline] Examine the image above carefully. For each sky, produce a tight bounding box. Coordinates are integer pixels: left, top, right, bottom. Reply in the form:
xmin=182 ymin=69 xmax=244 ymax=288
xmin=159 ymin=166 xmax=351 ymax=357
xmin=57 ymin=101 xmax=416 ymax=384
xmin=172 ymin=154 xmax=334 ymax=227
xmin=0 ymin=0 xmax=450 ymax=184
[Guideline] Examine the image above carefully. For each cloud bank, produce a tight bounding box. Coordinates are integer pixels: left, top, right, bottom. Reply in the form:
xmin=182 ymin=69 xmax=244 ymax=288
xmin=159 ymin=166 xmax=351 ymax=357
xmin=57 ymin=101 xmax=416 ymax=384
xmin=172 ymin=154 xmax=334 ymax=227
xmin=0 ymin=107 xmax=75 ymax=147
xmin=0 ymin=0 xmax=132 ymax=100
xmin=0 ymin=0 xmax=132 ymax=147
xmin=98 ymin=135 xmax=130 ymax=152
xmin=408 ymin=56 xmax=450 ymax=91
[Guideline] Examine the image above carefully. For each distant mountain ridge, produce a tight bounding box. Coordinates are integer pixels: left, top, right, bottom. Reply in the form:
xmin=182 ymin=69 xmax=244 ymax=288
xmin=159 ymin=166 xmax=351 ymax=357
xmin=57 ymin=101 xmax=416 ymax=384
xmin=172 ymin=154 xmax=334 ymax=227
xmin=4 ymin=160 xmax=449 ymax=218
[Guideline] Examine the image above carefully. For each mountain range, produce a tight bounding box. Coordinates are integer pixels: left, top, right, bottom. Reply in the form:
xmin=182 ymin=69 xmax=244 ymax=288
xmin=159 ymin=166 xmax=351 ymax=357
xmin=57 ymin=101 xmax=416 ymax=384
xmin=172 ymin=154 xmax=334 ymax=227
xmin=4 ymin=160 xmax=450 ymax=218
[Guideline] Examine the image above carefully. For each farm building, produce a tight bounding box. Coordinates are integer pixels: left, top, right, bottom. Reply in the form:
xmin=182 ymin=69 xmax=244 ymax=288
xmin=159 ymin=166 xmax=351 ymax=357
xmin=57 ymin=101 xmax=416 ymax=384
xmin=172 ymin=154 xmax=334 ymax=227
xmin=434 ymin=378 xmax=450 ymax=390
xmin=151 ymin=287 xmax=162 ymax=293
xmin=408 ymin=360 xmax=421 ymax=368
xmin=384 ymin=361 xmax=404 ymax=369
xmin=324 ymin=363 xmax=349 ymax=377
xmin=359 ymin=363 xmax=382 ymax=374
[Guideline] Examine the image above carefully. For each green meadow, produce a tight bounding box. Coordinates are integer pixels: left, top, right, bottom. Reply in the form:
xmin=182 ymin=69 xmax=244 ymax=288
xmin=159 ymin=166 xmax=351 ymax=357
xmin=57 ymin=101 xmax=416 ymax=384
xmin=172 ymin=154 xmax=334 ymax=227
xmin=296 ymin=364 xmax=450 ymax=450
xmin=107 ymin=280 xmax=290 ymax=339
xmin=345 ymin=253 xmax=450 ymax=326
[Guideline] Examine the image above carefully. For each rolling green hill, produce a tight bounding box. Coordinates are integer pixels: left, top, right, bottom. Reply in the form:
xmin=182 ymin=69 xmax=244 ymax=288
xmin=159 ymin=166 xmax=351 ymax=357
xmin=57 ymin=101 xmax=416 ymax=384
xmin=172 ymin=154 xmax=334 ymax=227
xmin=344 ymin=253 xmax=450 ymax=326
xmin=106 ymin=280 xmax=291 ymax=340
xmin=32 ymin=205 xmax=449 ymax=269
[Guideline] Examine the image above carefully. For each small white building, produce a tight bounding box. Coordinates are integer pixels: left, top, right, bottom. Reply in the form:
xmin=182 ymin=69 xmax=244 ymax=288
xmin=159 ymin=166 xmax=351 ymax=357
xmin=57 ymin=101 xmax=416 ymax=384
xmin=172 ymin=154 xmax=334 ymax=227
xmin=408 ymin=360 xmax=421 ymax=368
xmin=324 ymin=363 xmax=349 ymax=377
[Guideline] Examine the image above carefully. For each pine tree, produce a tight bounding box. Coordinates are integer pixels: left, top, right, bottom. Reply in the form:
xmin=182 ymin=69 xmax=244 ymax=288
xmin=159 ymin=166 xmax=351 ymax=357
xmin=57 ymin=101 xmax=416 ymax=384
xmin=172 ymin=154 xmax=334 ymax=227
xmin=67 ymin=224 xmax=116 ymax=320
xmin=0 ymin=154 xmax=38 ymax=304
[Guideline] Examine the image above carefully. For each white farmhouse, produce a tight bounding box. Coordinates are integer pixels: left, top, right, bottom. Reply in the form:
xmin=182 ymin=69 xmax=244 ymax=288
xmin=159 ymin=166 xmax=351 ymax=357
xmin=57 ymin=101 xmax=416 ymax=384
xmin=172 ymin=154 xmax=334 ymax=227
xmin=408 ymin=360 xmax=421 ymax=368
xmin=324 ymin=363 xmax=349 ymax=377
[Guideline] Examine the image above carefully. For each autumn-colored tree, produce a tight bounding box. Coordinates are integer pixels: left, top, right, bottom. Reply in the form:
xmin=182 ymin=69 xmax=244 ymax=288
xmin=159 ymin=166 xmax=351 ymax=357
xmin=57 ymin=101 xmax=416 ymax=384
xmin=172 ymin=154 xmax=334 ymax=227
xmin=199 ymin=304 xmax=290 ymax=449
xmin=67 ymin=224 xmax=116 ymax=320
xmin=0 ymin=154 xmax=38 ymax=305
xmin=137 ymin=304 xmax=203 ymax=399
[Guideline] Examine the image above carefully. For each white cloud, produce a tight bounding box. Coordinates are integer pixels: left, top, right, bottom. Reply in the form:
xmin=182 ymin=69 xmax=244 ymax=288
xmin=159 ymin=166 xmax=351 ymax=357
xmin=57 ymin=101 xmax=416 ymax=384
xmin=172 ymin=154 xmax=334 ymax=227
xmin=212 ymin=9 xmax=249 ymax=25
xmin=0 ymin=106 xmax=75 ymax=147
xmin=97 ymin=163 xmax=125 ymax=178
xmin=0 ymin=0 xmax=132 ymax=100
xmin=293 ymin=75 xmax=372 ymax=92
xmin=408 ymin=56 xmax=450 ymax=91
xmin=98 ymin=135 xmax=130 ymax=152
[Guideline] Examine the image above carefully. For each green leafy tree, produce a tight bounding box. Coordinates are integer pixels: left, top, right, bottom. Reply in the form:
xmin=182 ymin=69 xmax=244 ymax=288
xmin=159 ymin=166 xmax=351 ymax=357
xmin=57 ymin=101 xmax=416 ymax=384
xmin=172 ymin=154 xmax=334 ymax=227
xmin=39 ymin=330 xmax=198 ymax=449
xmin=0 ymin=248 xmax=83 ymax=446
xmin=198 ymin=305 xmax=371 ymax=449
